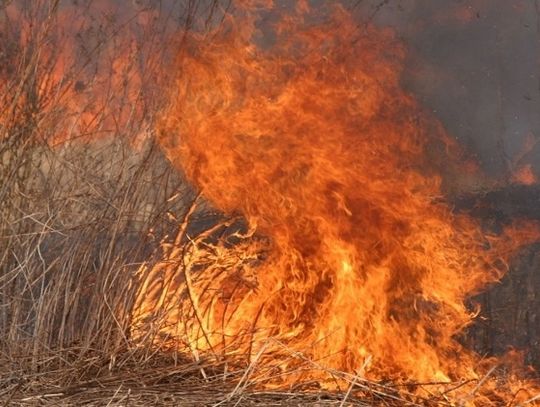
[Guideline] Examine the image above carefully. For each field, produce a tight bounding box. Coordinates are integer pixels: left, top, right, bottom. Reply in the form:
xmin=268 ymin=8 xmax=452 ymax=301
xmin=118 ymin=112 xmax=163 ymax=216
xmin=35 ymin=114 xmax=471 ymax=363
xmin=2 ymin=1 xmax=540 ymax=406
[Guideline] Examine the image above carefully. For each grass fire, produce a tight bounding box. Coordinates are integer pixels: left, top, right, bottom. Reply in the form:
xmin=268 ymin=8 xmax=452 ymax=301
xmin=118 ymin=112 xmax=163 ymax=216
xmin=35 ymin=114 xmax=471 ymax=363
xmin=2 ymin=1 xmax=540 ymax=406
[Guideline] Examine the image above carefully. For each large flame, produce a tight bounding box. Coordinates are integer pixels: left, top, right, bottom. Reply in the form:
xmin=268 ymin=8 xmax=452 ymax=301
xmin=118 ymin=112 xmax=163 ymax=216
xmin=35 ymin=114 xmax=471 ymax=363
xmin=133 ymin=1 xmax=539 ymax=403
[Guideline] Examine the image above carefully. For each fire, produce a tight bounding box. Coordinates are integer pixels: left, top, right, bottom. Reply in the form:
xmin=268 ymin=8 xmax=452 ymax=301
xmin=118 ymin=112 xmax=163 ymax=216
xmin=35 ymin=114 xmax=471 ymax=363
xmin=0 ymin=0 xmax=167 ymax=146
xmin=512 ymin=164 xmax=537 ymax=186
xmin=131 ymin=1 xmax=540 ymax=404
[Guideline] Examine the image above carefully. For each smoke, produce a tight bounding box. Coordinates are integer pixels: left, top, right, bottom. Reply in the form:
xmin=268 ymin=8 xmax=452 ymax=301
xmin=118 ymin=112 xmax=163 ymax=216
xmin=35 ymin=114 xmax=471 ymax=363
xmin=351 ymin=0 xmax=540 ymax=181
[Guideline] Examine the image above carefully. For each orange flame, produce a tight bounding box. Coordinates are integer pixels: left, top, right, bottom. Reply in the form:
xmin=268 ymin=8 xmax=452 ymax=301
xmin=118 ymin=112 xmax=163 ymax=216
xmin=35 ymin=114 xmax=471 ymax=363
xmin=0 ymin=1 xmax=169 ymax=146
xmin=512 ymin=164 xmax=537 ymax=186
xmin=511 ymin=134 xmax=538 ymax=185
xmin=132 ymin=1 xmax=540 ymax=403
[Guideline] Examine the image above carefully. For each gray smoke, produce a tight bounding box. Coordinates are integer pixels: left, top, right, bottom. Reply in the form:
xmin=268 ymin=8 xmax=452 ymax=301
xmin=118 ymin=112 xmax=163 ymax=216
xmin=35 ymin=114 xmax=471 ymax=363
xmin=351 ymin=0 xmax=540 ymax=180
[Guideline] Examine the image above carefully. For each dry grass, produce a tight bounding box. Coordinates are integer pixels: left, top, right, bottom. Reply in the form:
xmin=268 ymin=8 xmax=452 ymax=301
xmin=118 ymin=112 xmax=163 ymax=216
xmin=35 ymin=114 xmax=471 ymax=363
xmin=0 ymin=346 xmax=461 ymax=406
xmin=0 ymin=1 xmax=206 ymax=404
xmin=0 ymin=1 xmax=440 ymax=402
xmin=1 ymin=1 xmax=538 ymax=406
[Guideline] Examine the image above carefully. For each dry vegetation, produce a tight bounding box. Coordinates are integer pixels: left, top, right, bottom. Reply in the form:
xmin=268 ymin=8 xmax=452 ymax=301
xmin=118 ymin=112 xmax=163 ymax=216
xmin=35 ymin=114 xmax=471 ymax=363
xmin=0 ymin=2 xmax=429 ymax=405
xmin=1 ymin=1 xmax=539 ymax=406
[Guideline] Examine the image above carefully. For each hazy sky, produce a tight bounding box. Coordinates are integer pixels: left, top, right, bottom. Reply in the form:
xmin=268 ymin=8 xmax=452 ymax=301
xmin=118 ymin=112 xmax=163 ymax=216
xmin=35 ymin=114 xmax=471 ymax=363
xmin=352 ymin=0 xmax=540 ymax=179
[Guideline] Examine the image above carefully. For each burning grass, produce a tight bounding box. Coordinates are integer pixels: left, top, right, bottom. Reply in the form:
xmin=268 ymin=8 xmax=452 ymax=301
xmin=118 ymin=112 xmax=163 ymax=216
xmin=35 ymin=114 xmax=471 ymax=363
xmin=131 ymin=204 xmax=540 ymax=406
xmin=2 ymin=0 xmax=540 ymax=406
xmin=5 ymin=349 xmax=532 ymax=406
